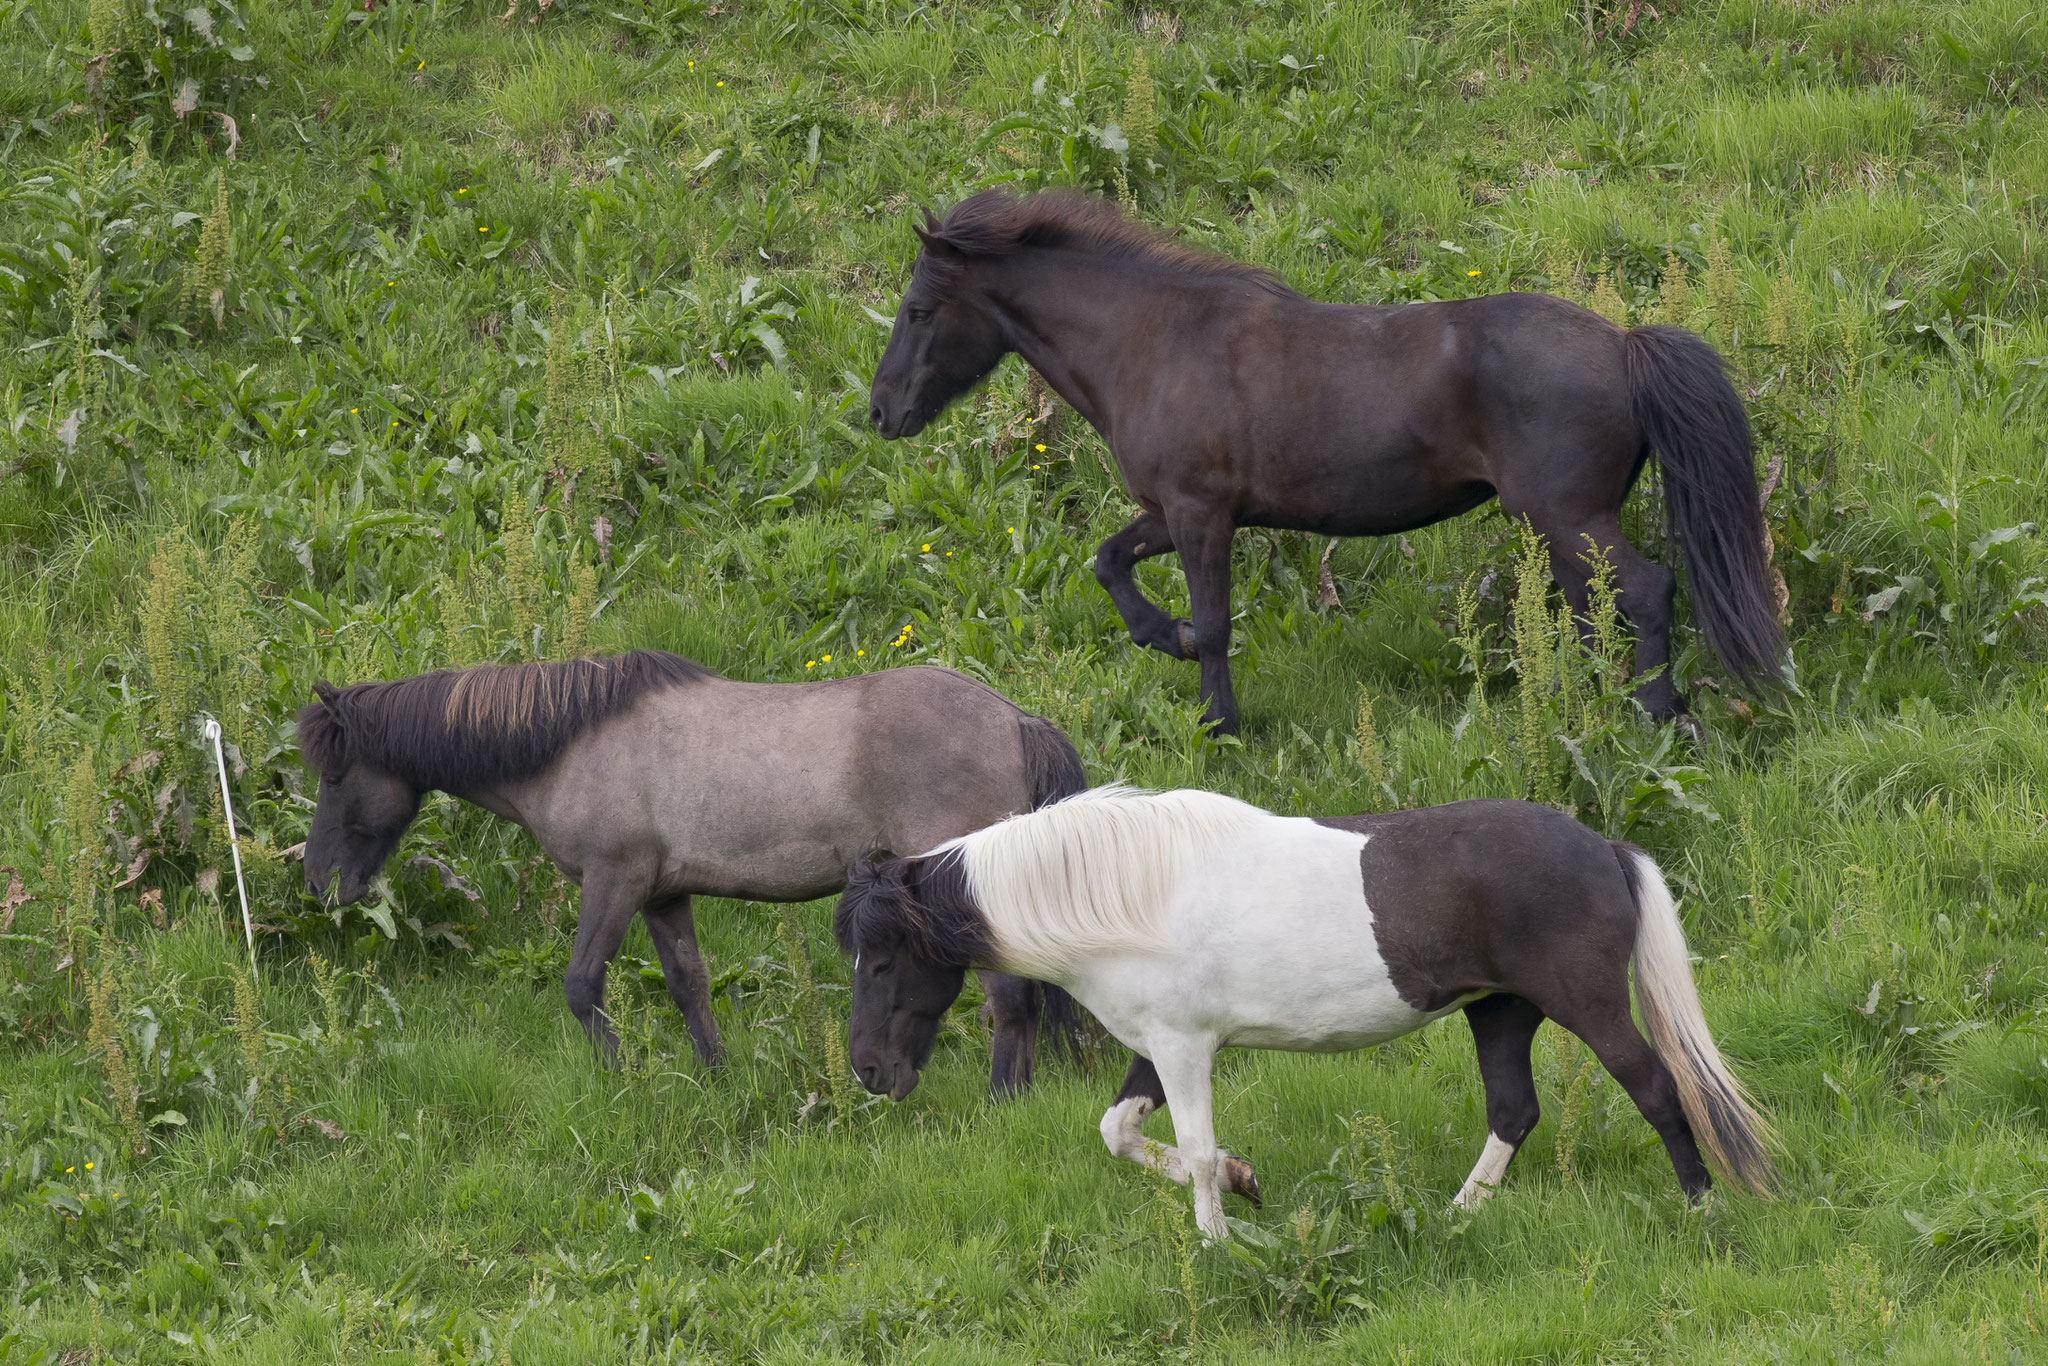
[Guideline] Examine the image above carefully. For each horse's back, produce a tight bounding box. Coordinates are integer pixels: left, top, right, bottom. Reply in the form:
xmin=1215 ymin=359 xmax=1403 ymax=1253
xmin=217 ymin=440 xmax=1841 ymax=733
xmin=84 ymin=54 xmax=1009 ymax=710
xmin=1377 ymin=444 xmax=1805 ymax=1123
xmin=536 ymin=666 xmax=1047 ymax=896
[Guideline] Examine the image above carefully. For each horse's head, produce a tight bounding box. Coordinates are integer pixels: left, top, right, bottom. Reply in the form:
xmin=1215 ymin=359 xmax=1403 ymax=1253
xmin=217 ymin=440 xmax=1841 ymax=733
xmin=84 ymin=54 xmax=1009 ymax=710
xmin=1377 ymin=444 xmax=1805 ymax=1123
xmin=835 ymin=852 xmax=973 ymax=1101
xmin=868 ymin=208 xmax=1011 ymax=440
xmin=298 ymin=681 xmax=422 ymax=906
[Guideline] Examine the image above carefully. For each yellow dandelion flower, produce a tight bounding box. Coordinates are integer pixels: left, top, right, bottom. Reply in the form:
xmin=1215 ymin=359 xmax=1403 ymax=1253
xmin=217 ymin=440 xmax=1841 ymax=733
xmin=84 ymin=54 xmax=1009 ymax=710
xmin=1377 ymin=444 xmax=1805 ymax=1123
xmin=85 ymin=1162 xmax=93 ymax=1170
xmin=644 ymin=1255 xmax=651 ymax=1261
xmin=1007 ymin=526 xmax=1016 ymax=534
xmin=856 ymin=649 xmax=865 ymax=656
xmin=479 ymin=226 xmax=489 ymax=233
xmin=65 ymin=1167 xmax=74 ymax=1173
xmin=386 ymin=280 xmax=396 ymax=287
xmin=1468 ymin=269 xmax=1481 ymax=277
xmin=1032 ymin=464 xmax=1041 ymax=469
xmin=806 ymin=661 xmax=815 ymax=669
xmin=1035 ymin=443 xmax=1046 ymax=452
xmin=716 ymin=81 xmax=725 ymax=87
xmin=921 ymin=543 xmax=931 ymax=552
xmin=945 ymin=551 xmax=953 ymax=557
xmin=823 ymin=654 xmax=833 ymax=662
xmin=457 ymin=188 xmax=469 ymax=195
xmin=416 ymin=60 xmax=425 ymax=70
xmin=350 ymin=407 xmax=358 ymax=413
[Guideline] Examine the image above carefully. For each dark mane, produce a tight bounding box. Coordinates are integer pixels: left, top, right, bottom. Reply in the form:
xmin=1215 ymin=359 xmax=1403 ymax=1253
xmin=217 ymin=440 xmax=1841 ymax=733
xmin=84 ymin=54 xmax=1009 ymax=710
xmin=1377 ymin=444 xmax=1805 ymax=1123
xmin=920 ymin=189 xmax=1293 ymax=297
xmin=835 ymin=852 xmax=995 ymax=968
xmin=296 ymin=651 xmax=716 ymax=790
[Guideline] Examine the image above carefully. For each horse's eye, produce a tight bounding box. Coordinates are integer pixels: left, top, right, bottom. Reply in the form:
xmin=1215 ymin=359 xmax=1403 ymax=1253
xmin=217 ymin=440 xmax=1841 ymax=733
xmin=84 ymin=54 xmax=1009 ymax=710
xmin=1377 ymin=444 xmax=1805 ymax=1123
xmin=906 ymin=308 xmax=932 ymax=324
xmin=870 ymin=959 xmax=895 ymax=976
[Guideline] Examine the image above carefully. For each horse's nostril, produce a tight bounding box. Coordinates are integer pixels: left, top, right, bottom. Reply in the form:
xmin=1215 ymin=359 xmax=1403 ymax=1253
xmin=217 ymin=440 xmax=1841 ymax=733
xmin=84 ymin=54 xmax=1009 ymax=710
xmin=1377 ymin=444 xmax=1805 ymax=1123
xmin=869 ymin=404 xmax=885 ymax=431
xmin=860 ymin=1064 xmax=880 ymax=1091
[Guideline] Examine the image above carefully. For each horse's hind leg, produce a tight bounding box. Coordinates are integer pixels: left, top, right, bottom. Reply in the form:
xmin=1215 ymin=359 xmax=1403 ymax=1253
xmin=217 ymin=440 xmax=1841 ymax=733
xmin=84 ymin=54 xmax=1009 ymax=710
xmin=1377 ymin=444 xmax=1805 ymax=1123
xmin=1456 ymin=993 xmax=1546 ymax=1209
xmin=1544 ymin=987 xmax=1712 ymax=1201
xmin=643 ymin=894 xmax=724 ymax=1066
xmin=1537 ymin=513 xmax=1682 ymax=722
xmin=981 ymin=971 xmax=1041 ymax=1098
xmin=1093 ymin=511 xmax=1190 ymax=659
xmin=1167 ymin=507 xmax=1241 ymax=734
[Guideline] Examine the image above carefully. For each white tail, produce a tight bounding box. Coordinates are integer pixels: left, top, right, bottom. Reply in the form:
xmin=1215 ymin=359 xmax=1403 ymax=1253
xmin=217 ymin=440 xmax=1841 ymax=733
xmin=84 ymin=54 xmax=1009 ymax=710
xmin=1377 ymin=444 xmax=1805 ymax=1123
xmin=1619 ymin=845 xmax=1778 ymax=1195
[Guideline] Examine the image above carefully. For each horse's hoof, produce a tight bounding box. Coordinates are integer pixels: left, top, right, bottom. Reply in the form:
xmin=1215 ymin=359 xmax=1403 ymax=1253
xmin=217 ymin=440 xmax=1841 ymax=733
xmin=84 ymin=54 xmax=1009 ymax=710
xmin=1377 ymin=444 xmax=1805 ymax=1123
xmin=1223 ymin=1154 xmax=1261 ymax=1207
xmin=1174 ymin=619 xmax=1198 ymax=659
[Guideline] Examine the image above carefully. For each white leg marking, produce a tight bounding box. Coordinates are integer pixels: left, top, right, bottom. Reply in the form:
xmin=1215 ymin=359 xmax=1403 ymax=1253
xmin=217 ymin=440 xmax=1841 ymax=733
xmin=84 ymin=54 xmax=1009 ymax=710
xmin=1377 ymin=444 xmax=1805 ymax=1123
xmin=1453 ymin=1133 xmax=1519 ymax=1209
xmin=1100 ymin=1096 xmax=1187 ymax=1183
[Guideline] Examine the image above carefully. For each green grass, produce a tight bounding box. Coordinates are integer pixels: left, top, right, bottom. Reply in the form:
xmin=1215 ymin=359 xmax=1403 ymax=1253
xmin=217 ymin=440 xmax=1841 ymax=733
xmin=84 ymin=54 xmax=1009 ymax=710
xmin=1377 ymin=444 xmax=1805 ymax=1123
xmin=4 ymin=0 xmax=2048 ymax=1360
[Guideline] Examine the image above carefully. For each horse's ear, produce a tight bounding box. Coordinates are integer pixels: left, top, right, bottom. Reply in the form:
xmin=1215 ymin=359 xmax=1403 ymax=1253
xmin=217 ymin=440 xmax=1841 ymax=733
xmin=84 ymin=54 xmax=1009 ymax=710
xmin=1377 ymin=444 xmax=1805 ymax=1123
xmin=312 ymin=680 xmax=341 ymax=709
xmin=912 ymin=212 xmax=955 ymax=257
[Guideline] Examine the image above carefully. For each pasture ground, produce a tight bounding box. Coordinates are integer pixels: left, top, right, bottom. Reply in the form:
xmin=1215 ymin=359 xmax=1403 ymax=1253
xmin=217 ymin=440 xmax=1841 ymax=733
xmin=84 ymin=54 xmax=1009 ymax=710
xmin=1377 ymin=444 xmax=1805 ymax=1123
xmin=3 ymin=0 xmax=2048 ymax=1360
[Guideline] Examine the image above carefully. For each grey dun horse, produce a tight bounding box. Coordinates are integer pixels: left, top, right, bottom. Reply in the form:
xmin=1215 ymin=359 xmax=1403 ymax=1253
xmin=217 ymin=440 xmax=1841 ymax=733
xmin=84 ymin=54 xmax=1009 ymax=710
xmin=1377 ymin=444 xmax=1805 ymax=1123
xmin=298 ymin=650 xmax=1085 ymax=1094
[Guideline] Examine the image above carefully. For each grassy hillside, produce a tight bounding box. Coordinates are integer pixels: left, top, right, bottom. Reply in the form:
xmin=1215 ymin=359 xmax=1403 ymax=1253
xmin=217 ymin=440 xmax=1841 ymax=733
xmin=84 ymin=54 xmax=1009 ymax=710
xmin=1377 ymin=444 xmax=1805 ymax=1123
xmin=3 ymin=0 xmax=2047 ymax=1360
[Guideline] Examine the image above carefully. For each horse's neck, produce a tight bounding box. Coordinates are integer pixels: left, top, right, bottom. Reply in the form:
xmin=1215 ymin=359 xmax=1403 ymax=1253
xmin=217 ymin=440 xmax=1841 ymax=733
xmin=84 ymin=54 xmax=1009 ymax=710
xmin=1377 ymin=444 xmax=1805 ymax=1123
xmin=980 ymin=252 xmax=1159 ymax=437
xmin=447 ymin=782 xmax=528 ymax=831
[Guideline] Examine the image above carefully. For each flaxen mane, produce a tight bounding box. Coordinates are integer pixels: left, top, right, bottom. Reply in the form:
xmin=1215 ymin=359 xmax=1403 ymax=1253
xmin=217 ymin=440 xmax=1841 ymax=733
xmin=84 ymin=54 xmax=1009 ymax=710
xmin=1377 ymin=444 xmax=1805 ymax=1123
xmin=297 ymin=651 xmax=714 ymax=790
xmin=916 ymin=786 xmax=1270 ymax=977
xmin=921 ymin=190 xmax=1294 ymax=297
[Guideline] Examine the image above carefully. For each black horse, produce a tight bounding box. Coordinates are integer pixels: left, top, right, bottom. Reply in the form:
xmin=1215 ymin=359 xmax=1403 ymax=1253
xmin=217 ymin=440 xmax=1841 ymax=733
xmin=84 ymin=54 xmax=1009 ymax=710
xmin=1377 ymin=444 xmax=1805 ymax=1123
xmin=868 ymin=190 xmax=1781 ymax=734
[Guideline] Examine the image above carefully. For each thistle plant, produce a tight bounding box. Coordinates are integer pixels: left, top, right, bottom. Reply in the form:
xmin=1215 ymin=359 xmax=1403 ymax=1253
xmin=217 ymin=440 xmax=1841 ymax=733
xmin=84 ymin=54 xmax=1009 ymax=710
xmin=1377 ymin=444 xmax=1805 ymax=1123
xmin=141 ymin=537 xmax=193 ymax=742
xmin=1704 ymin=236 xmax=1741 ymax=351
xmin=558 ymin=558 xmax=597 ymax=660
xmin=1453 ymin=575 xmax=1491 ymax=730
xmin=1653 ymin=247 xmax=1692 ymax=329
xmin=436 ymin=571 xmax=489 ymax=668
xmin=64 ymin=751 xmax=103 ymax=971
xmin=1345 ymin=1110 xmax=1409 ymax=1214
xmin=1143 ymin=1139 xmax=1203 ymax=1342
xmin=498 ymin=489 xmax=544 ymax=661
xmin=1509 ymin=521 xmax=1560 ymax=805
xmin=185 ymin=173 xmax=233 ymax=331
xmin=1123 ymin=48 xmax=1157 ymax=173
xmin=544 ymin=294 xmax=611 ymax=520
xmin=1587 ymin=271 xmax=1628 ymax=327
xmin=1353 ymin=685 xmax=1390 ymax=805
xmin=773 ymin=901 xmax=855 ymax=1125
xmin=1767 ymin=268 xmax=1807 ymax=391
xmin=234 ymin=967 xmax=290 ymax=1142
xmin=86 ymin=960 xmax=145 ymax=1157
xmin=1550 ymin=1026 xmax=1592 ymax=1184
xmin=67 ymin=252 xmax=104 ymax=421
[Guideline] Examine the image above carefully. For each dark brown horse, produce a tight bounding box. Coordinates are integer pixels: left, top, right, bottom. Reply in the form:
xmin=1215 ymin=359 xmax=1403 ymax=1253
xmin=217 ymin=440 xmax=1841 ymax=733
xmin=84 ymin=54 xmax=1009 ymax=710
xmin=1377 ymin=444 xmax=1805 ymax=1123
xmin=868 ymin=190 xmax=1782 ymax=733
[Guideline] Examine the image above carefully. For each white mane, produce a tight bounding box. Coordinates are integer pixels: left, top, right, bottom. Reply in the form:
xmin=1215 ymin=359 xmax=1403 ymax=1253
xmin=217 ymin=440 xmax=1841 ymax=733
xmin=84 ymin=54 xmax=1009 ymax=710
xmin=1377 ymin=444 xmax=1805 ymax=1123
xmin=934 ymin=785 xmax=1273 ymax=977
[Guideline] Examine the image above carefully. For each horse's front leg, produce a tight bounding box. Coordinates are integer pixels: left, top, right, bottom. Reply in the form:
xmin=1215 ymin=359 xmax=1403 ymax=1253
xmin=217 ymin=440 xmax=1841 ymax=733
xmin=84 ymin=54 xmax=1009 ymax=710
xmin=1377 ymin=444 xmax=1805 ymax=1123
xmin=1093 ymin=512 xmax=1192 ymax=659
xmin=562 ymin=858 xmax=655 ymax=1063
xmin=1147 ymin=1039 xmax=1228 ymax=1240
xmin=980 ymin=970 xmax=1040 ymax=1098
xmin=643 ymin=893 xmax=725 ymax=1066
xmin=1168 ymin=508 xmax=1240 ymax=735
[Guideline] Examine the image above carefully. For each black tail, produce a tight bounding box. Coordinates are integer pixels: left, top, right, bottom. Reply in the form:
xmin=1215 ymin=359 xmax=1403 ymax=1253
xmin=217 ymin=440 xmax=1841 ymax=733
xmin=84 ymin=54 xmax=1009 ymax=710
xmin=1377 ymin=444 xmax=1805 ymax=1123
xmin=1625 ymin=326 xmax=1784 ymax=687
xmin=1020 ymin=713 xmax=1089 ymax=1054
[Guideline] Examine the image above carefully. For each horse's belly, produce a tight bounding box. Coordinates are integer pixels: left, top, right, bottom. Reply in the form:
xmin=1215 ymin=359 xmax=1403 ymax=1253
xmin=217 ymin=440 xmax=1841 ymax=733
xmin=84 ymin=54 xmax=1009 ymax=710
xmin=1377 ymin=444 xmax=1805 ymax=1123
xmin=1222 ymin=980 xmax=1437 ymax=1052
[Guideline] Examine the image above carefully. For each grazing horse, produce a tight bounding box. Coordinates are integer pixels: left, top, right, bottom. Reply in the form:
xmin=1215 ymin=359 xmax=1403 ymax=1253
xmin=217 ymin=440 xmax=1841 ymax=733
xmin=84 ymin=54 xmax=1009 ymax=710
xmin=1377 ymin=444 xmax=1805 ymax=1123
xmin=867 ymin=189 xmax=1783 ymax=734
xmin=836 ymin=786 xmax=1775 ymax=1240
xmin=297 ymin=651 xmax=1086 ymax=1096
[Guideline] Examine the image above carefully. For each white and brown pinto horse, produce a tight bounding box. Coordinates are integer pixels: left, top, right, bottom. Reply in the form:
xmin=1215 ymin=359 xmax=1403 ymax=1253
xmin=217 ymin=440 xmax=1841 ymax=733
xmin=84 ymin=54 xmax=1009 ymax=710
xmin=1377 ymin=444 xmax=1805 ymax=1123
xmin=836 ymin=786 xmax=1775 ymax=1239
